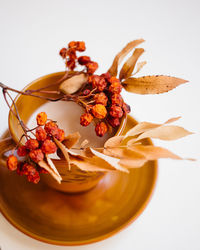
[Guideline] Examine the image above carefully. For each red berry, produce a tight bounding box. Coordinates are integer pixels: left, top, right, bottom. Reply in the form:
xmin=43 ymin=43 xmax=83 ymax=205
xmin=25 ymin=139 xmax=39 ymax=150
xmin=36 ymin=127 xmax=47 ymax=141
xmin=86 ymin=61 xmax=98 ymax=74
xmin=122 ymin=102 xmax=131 ymax=114
xmin=41 ymin=139 xmax=57 ymax=154
xmin=95 ymin=122 xmax=108 ymax=137
xmin=82 ymin=89 xmax=91 ymax=96
xmin=80 ymin=113 xmax=93 ymax=126
xmin=109 ymin=105 xmax=123 ymax=118
xmin=36 ymin=112 xmax=47 ymax=126
xmin=17 ymin=145 xmax=27 ymax=157
xmin=78 ymin=56 xmax=91 ymax=65
xmin=107 ymin=116 xmax=120 ymax=128
xmin=111 ymin=93 xmax=123 ymax=106
xmin=94 ymin=92 xmax=108 ymax=106
xmin=29 ymin=149 xmax=44 ymax=163
xmin=59 ymin=48 xmax=67 ymax=58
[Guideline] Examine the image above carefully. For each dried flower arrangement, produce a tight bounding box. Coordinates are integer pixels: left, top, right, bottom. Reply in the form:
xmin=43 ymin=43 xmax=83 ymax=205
xmin=0 ymin=39 xmax=193 ymax=184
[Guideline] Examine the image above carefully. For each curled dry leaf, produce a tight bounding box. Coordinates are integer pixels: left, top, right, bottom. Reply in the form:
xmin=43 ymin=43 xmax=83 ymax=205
xmin=62 ymin=132 xmax=81 ymax=149
xmin=108 ymin=39 xmax=145 ymax=76
xmin=124 ymin=116 xmax=181 ymax=138
xmin=90 ymin=148 xmax=129 ymax=173
xmin=119 ymin=48 xmax=145 ymax=81
xmin=38 ymin=160 xmax=62 ymax=184
xmin=127 ymin=144 xmax=182 ymax=160
xmin=103 ymin=135 xmax=124 ymax=155
xmin=54 ymin=137 xmax=70 ymax=169
xmin=122 ymin=75 xmax=188 ymax=94
xmin=132 ymin=61 xmax=147 ymax=76
xmin=128 ymin=125 xmax=193 ymax=143
xmin=59 ymin=73 xmax=88 ymax=94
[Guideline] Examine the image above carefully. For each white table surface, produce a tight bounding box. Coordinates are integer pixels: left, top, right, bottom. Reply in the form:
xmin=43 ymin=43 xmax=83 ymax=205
xmin=0 ymin=0 xmax=200 ymax=249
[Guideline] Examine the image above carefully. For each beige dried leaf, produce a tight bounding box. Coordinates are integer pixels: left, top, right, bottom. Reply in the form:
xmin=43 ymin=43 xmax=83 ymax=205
xmin=103 ymin=136 xmax=124 ymax=155
xmin=80 ymin=139 xmax=89 ymax=148
xmin=59 ymin=73 xmax=88 ymax=94
xmin=124 ymin=116 xmax=181 ymax=138
xmin=122 ymin=75 xmax=188 ymax=94
xmin=119 ymin=48 xmax=145 ymax=80
xmin=90 ymin=148 xmax=129 ymax=173
xmin=63 ymin=132 xmax=81 ymax=149
xmin=69 ymin=154 xmax=115 ymax=172
xmin=38 ymin=160 xmax=62 ymax=184
xmin=108 ymin=39 xmax=145 ymax=76
xmin=132 ymin=61 xmax=147 ymax=75
xmin=128 ymin=145 xmax=182 ymax=160
xmin=54 ymin=138 xmax=70 ymax=169
xmin=132 ymin=125 xmax=193 ymax=142
xmin=46 ymin=154 xmax=61 ymax=176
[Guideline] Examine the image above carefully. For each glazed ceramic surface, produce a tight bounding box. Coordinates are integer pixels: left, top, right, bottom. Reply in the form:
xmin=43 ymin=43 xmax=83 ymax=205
xmin=0 ymin=116 xmax=157 ymax=245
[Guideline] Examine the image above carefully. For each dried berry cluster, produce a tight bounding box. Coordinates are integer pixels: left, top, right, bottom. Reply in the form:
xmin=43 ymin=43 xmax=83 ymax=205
xmin=59 ymin=41 xmax=98 ymax=74
xmin=6 ymin=112 xmax=65 ymax=184
xmin=59 ymin=41 xmax=131 ymax=137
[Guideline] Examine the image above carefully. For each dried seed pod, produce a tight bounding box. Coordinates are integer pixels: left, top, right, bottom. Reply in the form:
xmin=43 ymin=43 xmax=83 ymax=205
xmin=94 ymin=92 xmax=108 ymax=106
xmin=92 ymin=104 xmax=107 ymax=119
xmin=7 ymin=155 xmax=18 ymax=171
xmin=59 ymin=73 xmax=88 ymax=95
xmin=25 ymin=139 xmax=39 ymax=150
xmin=95 ymin=122 xmax=108 ymax=137
xmin=109 ymin=105 xmax=123 ymax=118
xmin=36 ymin=112 xmax=47 ymax=126
xmin=80 ymin=113 xmax=93 ymax=126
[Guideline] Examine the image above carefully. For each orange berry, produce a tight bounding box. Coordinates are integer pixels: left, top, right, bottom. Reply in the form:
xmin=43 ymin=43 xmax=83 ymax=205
xmin=29 ymin=149 xmax=44 ymax=163
xmin=95 ymin=122 xmax=108 ymax=137
xmin=94 ymin=92 xmax=108 ymax=106
xmin=44 ymin=121 xmax=58 ymax=136
xmin=80 ymin=113 xmax=93 ymax=126
xmin=108 ymin=82 xmax=122 ymax=94
xmin=86 ymin=61 xmax=98 ymax=74
xmin=68 ymin=41 xmax=77 ymax=48
xmin=25 ymin=139 xmax=39 ymax=150
xmin=107 ymin=116 xmax=120 ymax=128
xmin=92 ymin=104 xmax=107 ymax=119
xmin=111 ymin=93 xmax=123 ymax=106
xmin=66 ymin=59 xmax=76 ymax=70
xmin=54 ymin=129 xmax=65 ymax=142
xmin=76 ymin=41 xmax=86 ymax=52
xmin=36 ymin=112 xmax=47 ymax=126
xmin=41 ymin=139 xmax=57 ymax=154
xmin=36 ymin=127 xmax=47 ymax=141
xmin=7 ymin=155 xmax=18 ymax=171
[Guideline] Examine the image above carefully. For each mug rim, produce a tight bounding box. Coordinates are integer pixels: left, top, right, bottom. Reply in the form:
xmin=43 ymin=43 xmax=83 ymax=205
xmin=8 ymin=71 xmax=127 ymax=144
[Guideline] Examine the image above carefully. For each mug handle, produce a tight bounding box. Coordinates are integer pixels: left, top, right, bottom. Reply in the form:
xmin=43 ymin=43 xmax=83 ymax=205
xmin=0 ymin=137 xmax=16 ymax=167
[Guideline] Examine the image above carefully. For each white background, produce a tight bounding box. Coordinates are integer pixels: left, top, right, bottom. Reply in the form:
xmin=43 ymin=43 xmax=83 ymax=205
xmin=0 ymin=0 xmax=200 ymax=249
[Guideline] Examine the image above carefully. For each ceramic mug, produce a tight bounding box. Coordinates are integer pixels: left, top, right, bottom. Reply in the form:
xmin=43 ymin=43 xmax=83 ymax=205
xmin=0 ymin=72 xmax=127 ymax=193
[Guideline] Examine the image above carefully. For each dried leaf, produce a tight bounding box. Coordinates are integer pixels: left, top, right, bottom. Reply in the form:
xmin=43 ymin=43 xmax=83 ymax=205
xmin=124 ymin=116 xmax=181 ymax=138
xmin=119 ymin=48 xmax=145 ymax=80
xmin=54 ymin=138 xmax=70 ymax=169
xmin=132 ymin=61 xmax=147 ymax=75
xmin=127 ymin=145 xmax=182 ymax=160
xmin=80 ymin=139 xmax=89 ymax=148
xmin=38 ymin=160 xmax=62 ymax=184
xmin=90 ymin=148 xmax=129 ymax=173
xmin=69 ymin=155 xmax=114 ymax=172
xmin=63 ymin=132 xmax=81 ymax=149
xmin=132 ymin=125 xmax=193 ymax=142
xmin=46 ymin=154 xmax=61 ymax=176
xmin=122 ymin=75 xmax=188 ymax=94
xmin=103 ymin=136 xmax=124 ymax=155
xmin=59 ymin=73 xmax=88 ymax=94
xmin=108 ymin=39 xmax=145 ymax=76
